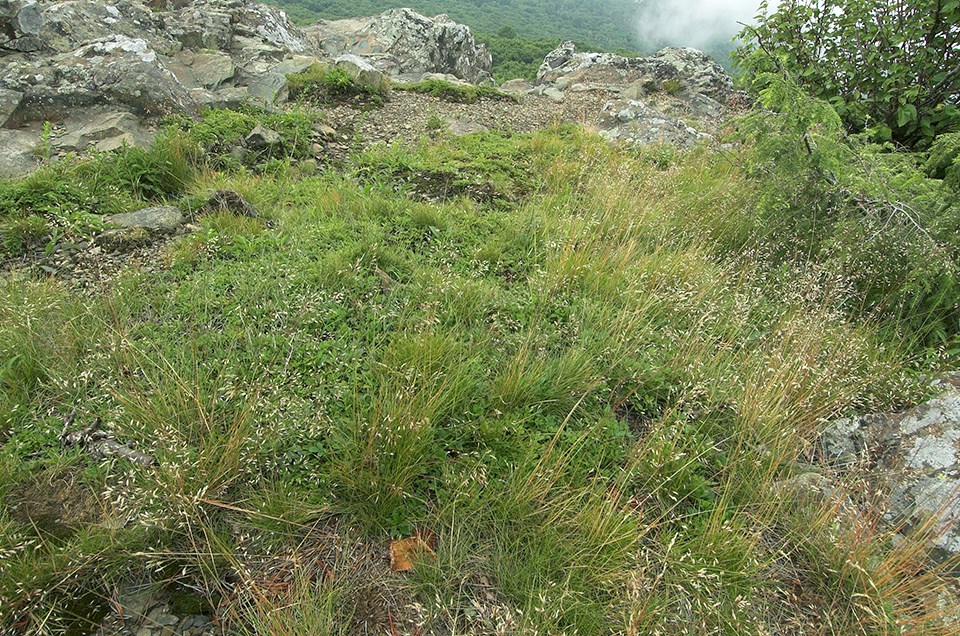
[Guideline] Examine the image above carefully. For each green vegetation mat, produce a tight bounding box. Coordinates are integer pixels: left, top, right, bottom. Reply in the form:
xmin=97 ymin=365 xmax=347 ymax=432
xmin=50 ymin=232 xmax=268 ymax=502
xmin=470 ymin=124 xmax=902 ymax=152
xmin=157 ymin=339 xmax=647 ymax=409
xmin=1 ymin=103 xmax=959 ymax=633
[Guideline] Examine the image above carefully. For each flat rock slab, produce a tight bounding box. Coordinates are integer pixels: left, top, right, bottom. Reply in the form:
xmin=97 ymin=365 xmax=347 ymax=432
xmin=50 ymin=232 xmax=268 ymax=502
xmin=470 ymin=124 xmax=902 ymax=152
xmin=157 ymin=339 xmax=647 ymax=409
xmin=164 ymin=50 xmax=236 ymax=90
xmin=105 ymin=206 xmax=183 ymax=232
xmin=54 ymin=109 xmax=153 ymax=153
xmin=247 ymin=72 xmax=288 ymax=105
xmin=0 ymin=129 xmax=39 ymax=178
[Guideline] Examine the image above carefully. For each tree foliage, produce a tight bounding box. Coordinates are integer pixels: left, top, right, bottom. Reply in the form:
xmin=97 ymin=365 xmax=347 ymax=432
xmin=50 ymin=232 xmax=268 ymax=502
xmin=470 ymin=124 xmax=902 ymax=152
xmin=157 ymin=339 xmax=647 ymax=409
xmin=737 ymin=0 xmax=960 ymax=148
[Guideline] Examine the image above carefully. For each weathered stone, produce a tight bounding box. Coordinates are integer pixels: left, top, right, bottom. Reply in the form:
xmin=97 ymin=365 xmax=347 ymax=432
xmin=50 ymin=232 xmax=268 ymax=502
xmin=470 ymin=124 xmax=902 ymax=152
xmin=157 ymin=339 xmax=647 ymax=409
xmin=271 ymin=55 xmax=323 ymax=76
xmin=53 ymin=110 xmax=152 ymax=153
xmin=334 ymin=54 xmax=386 ymax=93
xmin=247 ymin=72 xmax=288 ymax=105
xmin=244 ymin=124 xmax=281 ymax=150
xmin=652 ymin=47 xmax=734 ymax=102
xmin=309 ymin=8 xmax=492 ymax=82
xmin=820 ymin=417 xmax=869 ymax=466
xmin=542 ymin=87 xmax=565 ymax=103
xmin=164 ymin=50 xmax=236 ymax=90
xmin=597 ymin=98 xmax=712 ymax=148
xmin=0 ymin=129 xmax=38 ymax=177
xmin=0 ymin=36 xmax=196 ymax=124
xmin=499 ymin=78 xmax=533 ymax=96
xmin=823 ymin=394 xmax=960 ymax=568
xmin=0 ymin=86 xmax=22 ymax=127
xmin=189 ymin=87 xmax=250 ymax=110
xmin=205 ymin=189 xmax=258 ymax=217
xmin=446 ymin=117 xmax=488 ymax=136
xmin=105 ymin=206 xmax=184 ymax=232
xmin=13 ymin=1 xmax=42 ymax=36
xmin=621 ymin=80 xmax=652 ymax=101
xmin=37 ymin=1 xmax=169 ymax=55
xmin=537 ymin=42 xmax=733 ymax=104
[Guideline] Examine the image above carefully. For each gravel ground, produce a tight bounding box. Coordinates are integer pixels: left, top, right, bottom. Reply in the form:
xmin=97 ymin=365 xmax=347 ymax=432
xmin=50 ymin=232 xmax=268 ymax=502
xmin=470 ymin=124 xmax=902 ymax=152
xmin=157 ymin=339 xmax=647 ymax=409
xmin=321 ymin=89 xmax=619 ymax=158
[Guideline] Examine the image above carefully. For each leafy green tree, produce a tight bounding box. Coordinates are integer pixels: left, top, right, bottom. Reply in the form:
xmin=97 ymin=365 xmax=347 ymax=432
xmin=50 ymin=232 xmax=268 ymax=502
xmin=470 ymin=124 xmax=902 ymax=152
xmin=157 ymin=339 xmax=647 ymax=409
xmin=737 ymin=0 xmax=960 ymax=148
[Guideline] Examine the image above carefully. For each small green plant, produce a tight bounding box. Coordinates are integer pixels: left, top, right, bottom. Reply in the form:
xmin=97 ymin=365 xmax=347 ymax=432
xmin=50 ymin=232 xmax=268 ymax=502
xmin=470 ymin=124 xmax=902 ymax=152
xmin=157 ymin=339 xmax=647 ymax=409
xmin=33 ymin=121 xmax=54 ymax=161
xmin=287 ymin=64 xmax=387 ymax=105
xmin=660 ymin=78 xmax=682 ymax=95
xmin=926 ymin=132 xmax=960 ymax=188
xmin=165 ymin=107 xmax=316 ymax=170
xmin=0 ymin=215 xmax=48 ymax=256
xmin=425 ymin=112 xmax=446 ymax=132
xmin=320 ymin=66 xmax=353 ymax=95
xmin=397 ymin=79 xmax=514 ymax=104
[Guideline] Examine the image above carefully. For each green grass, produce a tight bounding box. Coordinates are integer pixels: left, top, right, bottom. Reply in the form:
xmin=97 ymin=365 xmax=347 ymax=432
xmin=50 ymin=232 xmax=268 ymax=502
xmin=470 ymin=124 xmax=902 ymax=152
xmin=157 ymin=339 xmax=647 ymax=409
xmin=287 ymin=64 xmax=389 ymax=105
xmin=1 ymin=111 xmax=958 ymax=634
xmin=396 ymin=78 xmax=515 ymax=104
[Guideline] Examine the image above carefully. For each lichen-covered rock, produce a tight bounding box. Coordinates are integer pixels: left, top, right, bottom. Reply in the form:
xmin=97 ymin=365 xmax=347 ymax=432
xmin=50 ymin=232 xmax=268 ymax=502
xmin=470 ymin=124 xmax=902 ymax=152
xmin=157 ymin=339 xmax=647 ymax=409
xmin=0 ymin=128 xmax=38 ymax=177
xmin=537 ymin=41 xmax=733 ymax=103
xmin=105 ymin=206 xmax=183 ymax=232
xmin=0 ymin=35 xmax=194 ymax=123
xmin=163 ymin=50 xmax=236 ymax=90
xmin=597 ymin=98 xmax=712 ymax=148
xmin=0 ymin=0 xmax=324 ymax=133
xmin=650 ymin=47 xmax=734 ymax=103
xmin=0 ymin=85 xmax=21 ymax=126
xmin=334 ymin=53 xmax=386 ymax=93
xmin=822 ymin=394 xmax=960 ymax=568
xmin=36 ymin=1 xmax=170 ymax=55
xmin=533 ymin=41 xmax=737 ymax=149
xmin=1 ymin=0 xmax=45 ymax=54
xmin=52 ymin=108 xmax=152 ymax=153
xmin=308 ymin=8 xmax=492 ymax=83
xmin=247 ymin=72 xmax=288 ymax=105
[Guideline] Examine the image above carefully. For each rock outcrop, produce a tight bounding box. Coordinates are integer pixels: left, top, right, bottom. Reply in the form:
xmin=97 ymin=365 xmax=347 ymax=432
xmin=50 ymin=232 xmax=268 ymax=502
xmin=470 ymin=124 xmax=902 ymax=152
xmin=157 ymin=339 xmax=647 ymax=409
xmin=0 ymin=1 xmax=740 ymax=178
xmin=821 ymin=382 xmax=960 ymax=568
xmin=2 ymin=35 xmax=196 ymax=124
xmin=529 ymin=41 xmax=739 ymax=148
xmin=0 ymin=0 xmax=494 ymax=175
xmin=307 ymin=8 xmax=492 ymax=84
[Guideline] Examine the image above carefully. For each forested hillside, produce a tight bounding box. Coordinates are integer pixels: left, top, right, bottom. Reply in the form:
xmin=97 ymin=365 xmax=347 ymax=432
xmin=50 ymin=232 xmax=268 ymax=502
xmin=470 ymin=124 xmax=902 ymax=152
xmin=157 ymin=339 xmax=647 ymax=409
xmin=266 ymin=0 xmax=743 ymax=79
xmin=265 ymin=0 xmax=640 ymax=50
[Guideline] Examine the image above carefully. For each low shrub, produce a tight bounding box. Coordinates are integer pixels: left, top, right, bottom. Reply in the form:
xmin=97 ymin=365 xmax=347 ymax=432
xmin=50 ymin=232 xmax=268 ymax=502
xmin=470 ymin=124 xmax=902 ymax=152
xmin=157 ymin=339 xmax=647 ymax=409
xmin=397 ymin=78 xmax=514 ymax=104
xmin=287 ymin=64 xmax=388 ymax=104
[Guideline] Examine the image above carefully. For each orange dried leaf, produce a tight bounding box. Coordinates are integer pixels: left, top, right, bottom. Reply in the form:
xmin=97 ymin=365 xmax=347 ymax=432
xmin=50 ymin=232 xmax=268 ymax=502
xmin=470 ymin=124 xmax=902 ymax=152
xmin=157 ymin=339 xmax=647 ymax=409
xmin=389 ymin=534 xmax=435 ymax=572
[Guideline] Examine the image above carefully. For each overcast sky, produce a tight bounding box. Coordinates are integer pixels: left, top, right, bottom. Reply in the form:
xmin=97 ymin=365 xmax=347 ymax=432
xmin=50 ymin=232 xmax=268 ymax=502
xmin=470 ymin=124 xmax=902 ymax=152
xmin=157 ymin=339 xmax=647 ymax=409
xmin=636 ymin=0 xmax=770 ymax=51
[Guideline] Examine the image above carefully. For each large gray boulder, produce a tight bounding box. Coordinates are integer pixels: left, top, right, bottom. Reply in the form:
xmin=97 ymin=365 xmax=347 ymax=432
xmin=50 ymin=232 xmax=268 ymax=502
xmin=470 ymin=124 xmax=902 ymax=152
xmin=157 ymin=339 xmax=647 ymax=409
xmin=533 ymin=41 xmax=738 ymax=149
xmin=334 ymin=53 xmax=386 ymax=93
xmin=53 ymin=109 xmax=153 ymax=153
xmin=597 ymin=98 xmax=712 ymax=148
xmin=0 ymin=35 xmax=195 ymax=124
xmin=0 ymin=0 xmax=334 ymax=165
xmin=163 ymin=50 xmax=236 ymax=91
xmin=308 ymin=8 xmax=492 ymax=83
xmin=35 ymin=1 xmax=170 ymax=55
xmin=822 ymin=391 xmax=960 ymax=568
xmin=537 ymin=41 xmax=733 ymax=103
